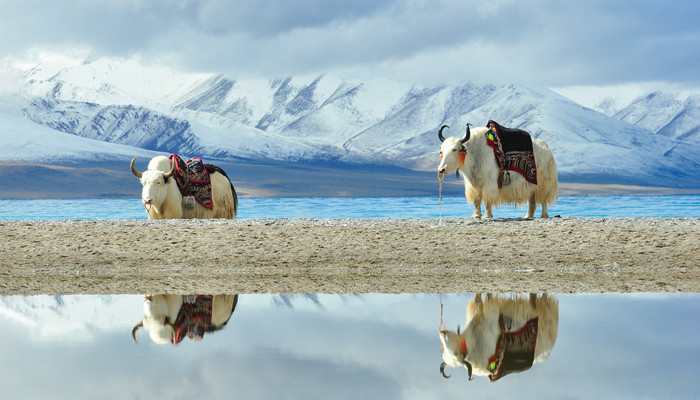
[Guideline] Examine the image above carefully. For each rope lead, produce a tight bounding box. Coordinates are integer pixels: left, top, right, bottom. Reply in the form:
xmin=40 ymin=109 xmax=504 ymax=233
xmin=438 ymin=171 xmax=445 ymax=223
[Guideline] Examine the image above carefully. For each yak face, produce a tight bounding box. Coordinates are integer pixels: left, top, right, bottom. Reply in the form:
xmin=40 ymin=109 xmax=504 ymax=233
xmin=133 ymin=295 xmax=178 ymax=345
xmin=130 ymin=157 xmax=175 ymax=210
xmin=438 ymin=137 xmax=466 ymax=175
xmin=142 ymin=317 xmax=175 ymax=345
xmin=139 ymin=170 xmax=170 ymax=208
xmin=440 ymin=327 xmax=474 ymax=380
xmin=143 ymin=295 xmax=169 ymax=320
xmin=440 ymin=328 xmax=467 ymax=367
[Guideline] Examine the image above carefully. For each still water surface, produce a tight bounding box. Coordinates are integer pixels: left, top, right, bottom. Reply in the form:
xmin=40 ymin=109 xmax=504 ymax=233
xmin=1 ymin=194 xmax=699 ymax=219
xmin=1 ymin=293 xmax=698 ymax=399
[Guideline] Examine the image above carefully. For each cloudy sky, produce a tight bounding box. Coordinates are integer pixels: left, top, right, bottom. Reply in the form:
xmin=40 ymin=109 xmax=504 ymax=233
xmin=1 ymin=0 xmax=699 ymax=104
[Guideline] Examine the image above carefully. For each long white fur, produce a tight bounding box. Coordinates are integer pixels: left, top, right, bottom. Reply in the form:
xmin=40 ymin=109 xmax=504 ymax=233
xmin=140 ymin=294 xmax=237 ymax=345
xmin=438 ymin=126 xmax=558 ymax=218
xmin=141 ymin=294 xmax=184 ymax=345
xmin=440 ymin=293 xmax=559 ymax=378
xmin=139 ymin=155 xmax=236 ymax=219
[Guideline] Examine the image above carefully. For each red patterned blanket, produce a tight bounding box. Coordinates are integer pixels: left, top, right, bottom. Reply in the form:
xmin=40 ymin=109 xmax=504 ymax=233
xmin=487 ymin=316 xmax=538 ymax=382
xmin=486 ymin=120 xmax=538 ymax=186
xmin=168 ymin=154 xmax=214 ymax=210
xmin=171 ymin=295 xmax=213 ymax=344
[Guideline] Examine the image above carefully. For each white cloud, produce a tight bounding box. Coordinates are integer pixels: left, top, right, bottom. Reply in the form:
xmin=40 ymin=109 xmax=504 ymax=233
xmin=1 ymin=0 xmax=699 ymax=93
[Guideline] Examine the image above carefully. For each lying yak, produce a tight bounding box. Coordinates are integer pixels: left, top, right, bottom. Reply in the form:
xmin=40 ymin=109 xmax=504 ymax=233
xmin=130 ymin=155 xmax=237 ymax=219
xmin=440 ymin=293 xmax=559 ymax=382
xmin=438 ymin=122 xmax=557 ymax=218
xmin=132 ymin=294 xmax=239 ymax=345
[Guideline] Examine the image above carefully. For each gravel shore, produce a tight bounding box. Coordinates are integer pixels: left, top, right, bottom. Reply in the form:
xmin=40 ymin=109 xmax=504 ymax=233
xmin=1 ymin=218 xmax=698 ymax=295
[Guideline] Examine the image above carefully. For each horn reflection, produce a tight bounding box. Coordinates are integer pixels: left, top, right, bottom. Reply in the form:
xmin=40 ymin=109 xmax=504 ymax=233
xmin=439 ymin=293 xmax=559 ymax=382
xmin=132 ymin=294 xmax=239 ymax=346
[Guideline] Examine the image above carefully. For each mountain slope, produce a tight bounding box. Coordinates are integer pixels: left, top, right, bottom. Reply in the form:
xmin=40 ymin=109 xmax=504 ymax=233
xmin=612 ymin=92 xmax=700 ymax=143
xmin=3 ymin=56 xmax=700 ymax=191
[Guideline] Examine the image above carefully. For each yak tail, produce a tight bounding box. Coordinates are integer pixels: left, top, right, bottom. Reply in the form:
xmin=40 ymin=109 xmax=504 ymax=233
xmin=231 ymin=182 xmax=238 ymax=216
xmin=205 ymin=164 xmax=238 ymax=218
xmin=535 ymin=152 xmax=558 ymax=205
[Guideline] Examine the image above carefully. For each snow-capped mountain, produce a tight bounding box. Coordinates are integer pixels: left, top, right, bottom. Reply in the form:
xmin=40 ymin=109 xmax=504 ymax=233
xmin=611 ymin=92 xmax=700 ymax=144
xmin=2 ymin=56 xmax=700 ymax=190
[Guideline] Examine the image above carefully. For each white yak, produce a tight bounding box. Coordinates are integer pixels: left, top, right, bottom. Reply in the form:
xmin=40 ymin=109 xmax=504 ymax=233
xmin=131 ymin=155 xmax=237 ymax=219
xmin=132 ymin=294 xmax=239 ymax=345
xmin=440 ymin=293 xmax=559 ymax=382
xmin=437 ymin=124 xmax=557 ymax=218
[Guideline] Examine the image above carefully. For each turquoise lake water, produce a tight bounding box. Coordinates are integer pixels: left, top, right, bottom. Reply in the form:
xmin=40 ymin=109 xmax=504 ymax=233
xmin=1 ymin=194 xmax=699 ymax=219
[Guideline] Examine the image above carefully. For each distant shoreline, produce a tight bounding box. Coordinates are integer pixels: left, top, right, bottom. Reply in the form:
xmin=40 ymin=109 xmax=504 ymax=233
xmin=2 ymin=218 xmax=698 ymax=295
xmin=556 ymin=182 xmax=700 ymax=196
xmin=2 ymin=161 xmax=699 ymax=199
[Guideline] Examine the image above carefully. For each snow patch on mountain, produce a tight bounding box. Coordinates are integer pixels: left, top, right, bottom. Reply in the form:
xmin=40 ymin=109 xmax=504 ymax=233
xmin=612 ymin=92 xmax=700 ymax=143
xmin=4 ymin=56 xmax=700 ymax=188
xmin=0 ymin=97 xmax=158 ymax=163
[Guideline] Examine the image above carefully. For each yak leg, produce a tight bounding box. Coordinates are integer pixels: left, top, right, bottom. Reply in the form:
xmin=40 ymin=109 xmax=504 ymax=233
xmin=484 ymin=203 xmax=493 ymax=218
xmin=471 ymin=196 xmax=482 ymax=219
xmin=525 ymin=193 xmax=536 ymax=219
xmin=540 ymin=201 xmax=549 ymax=218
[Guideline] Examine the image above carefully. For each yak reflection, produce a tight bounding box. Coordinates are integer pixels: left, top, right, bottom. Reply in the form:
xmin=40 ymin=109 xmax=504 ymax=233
xmin=132 ymin=294 xmax=239 ymax=345
xmin=439 ymin=293 xmax=558 ymax=382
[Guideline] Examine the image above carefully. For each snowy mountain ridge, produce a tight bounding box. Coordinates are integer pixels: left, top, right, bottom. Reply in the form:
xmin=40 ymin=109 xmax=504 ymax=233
xmin=611 ymin=91 xmax=700 ymax=144
xmin=2 ymin=56 xmax=700 ymax=189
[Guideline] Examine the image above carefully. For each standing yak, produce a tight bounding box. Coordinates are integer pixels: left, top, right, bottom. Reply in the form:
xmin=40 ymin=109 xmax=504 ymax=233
xmin=437 ymin=121 xmax=557 ymax=218
xmin=440 ymin=293 xmax=559 ymax=382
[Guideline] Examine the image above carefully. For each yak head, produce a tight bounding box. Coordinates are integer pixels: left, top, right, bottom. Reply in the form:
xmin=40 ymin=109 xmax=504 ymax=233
xmin=440 ymin=326 xmax=474 ymax=380
xmin=130 ymin=156 xmax=176 ymax=210
xmin=132 ymin=295 xmax=180 ymax=345
xmin=437 ymin=124 xmax=470 ymax=175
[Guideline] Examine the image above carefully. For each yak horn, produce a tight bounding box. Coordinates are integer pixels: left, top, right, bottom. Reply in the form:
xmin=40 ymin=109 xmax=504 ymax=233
xmin=438 ymin=125 xmax=449 ymax=142
xmin=464 ymin=361 xmax=474 ymax=381
xmin=132 ymin=322 xmax=143 ymax=343
xmin=460 ymin=123 xmax=471 ymax=143
xmin=162 ymin=159 xmax=176 ymax=179
xmin=440 ymin=362 xmax=451 ymax=378
xmin=130 ymin=157 xmax=142 ymax=178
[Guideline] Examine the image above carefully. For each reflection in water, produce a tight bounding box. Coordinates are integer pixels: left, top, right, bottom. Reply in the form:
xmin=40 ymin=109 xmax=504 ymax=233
xmin=132 ymin=294 xmax=239 ymax=345
xmin=440 ymin=293 xmax=559 ymax=382
xmin=1 ymin=293 xmax=699 ymax=399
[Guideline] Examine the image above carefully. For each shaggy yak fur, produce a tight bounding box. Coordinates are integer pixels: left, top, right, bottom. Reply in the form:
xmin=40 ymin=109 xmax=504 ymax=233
xmin=440 ymin=293 xmax=559 ymax=381
xmin=438 ymin=125 xmax=558 ymax=218
xmin=131 ymin=155 xmax=238 ymax=219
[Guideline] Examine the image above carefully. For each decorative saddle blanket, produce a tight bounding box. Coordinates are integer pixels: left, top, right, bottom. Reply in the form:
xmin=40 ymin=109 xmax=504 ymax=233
xmin=169 ymin=154 xmax=214 ymax=210
xmin=171 ymin=295 xmax=214 ymax=344
xmin=486 ymin=120 xmax=538 ymax=186
xmin=488 ymin=316 xmax=538 ymax=382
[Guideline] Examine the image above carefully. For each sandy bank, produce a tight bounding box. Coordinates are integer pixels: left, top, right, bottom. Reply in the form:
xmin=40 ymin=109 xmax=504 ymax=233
xmin=1 ymin=218 xmax=698 ymax=295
